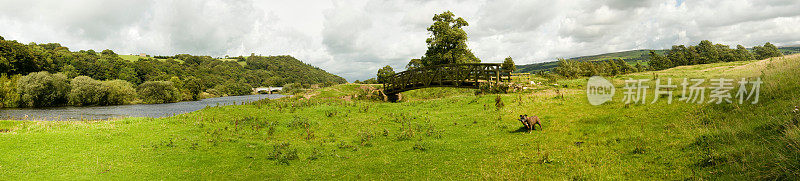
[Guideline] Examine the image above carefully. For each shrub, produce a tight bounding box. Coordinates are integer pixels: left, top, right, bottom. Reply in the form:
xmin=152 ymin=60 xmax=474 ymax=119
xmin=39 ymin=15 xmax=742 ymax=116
xmin=0 ymin=74 xmax=21 ymax=108
xmin=104 ymin=79 xmax=136 ymax=105
xmin=205 ymin=88 xmax=222 ymax=97
xmin=495 ymin=95 xmax=504 ymax=110
xmin=16 ymin=71 xmax=70 ymax=107
xmin=269 ymin=142 xmax=299 ymax=165
xmin=68 ymin=76 xmax=105 ymax=106
xmin=476 ymin=82 xmax=509 ymax=95
xmin=137 ymin=81 xmax=181 ymax=104
xmin=68 ymin=77 xmax=137 ymax=106
xmin=221 ymin=82 xmax=252 ymax=96
xmin=283 ymin=83 xmax=304 ymax=94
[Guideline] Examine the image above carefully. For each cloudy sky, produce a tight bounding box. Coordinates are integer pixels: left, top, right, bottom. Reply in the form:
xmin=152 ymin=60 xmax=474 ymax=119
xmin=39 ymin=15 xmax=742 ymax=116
xmin=2 ymin=0 xmax=800 ymax=81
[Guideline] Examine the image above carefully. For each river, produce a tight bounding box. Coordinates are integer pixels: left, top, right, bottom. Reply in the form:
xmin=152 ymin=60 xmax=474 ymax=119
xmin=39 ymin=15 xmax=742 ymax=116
xmin=0 ymin=94 xmax=287 ymax=121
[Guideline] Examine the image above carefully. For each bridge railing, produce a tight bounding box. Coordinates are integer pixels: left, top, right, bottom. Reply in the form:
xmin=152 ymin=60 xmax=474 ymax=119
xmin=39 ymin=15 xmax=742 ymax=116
xmin=383 ymin=63 xmax=512 ymax=94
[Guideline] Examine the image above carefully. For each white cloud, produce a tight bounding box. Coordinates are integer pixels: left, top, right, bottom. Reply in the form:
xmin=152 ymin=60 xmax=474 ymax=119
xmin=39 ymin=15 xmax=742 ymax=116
xmin=1 ymin=0 xmax=799 ymax=81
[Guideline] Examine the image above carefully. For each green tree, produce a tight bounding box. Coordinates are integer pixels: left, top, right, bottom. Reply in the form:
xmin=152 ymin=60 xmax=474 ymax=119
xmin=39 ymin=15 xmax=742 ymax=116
xmin=104 ymin=79 xmax=136 ymax=105
xmin=118 ymin=66 xmax=140 ymax=84
xmin=61 ymin=64 xmax=79 ymax=78
xmin=696 ymin=40 xmax=719 ymax=64
xmin=216 ymin=82 xmax=252 ymax=96
xmin=667 ymin=45 xmax=689 ymax=66
xmin=614 ymin=59 xmax=635 ymax=74
xmin=0 ymin=74 xmax=20 ymax=108
xmin=648 ymin=50 xmax=671 ymax=70
xmin=502 ymin=57 xmax=516 ymax=72
xmin=554 ymin=58 xmax=579 ymax=78
xmin=184 ymin=76 xmax=204 ymax=100
xmin=137 ymin=81 xmax=181 ymax=104
xmin=406 ymin=58 xmax=422 ymax=70
xmin=169 ymin=76 xmax=184 ymax=90
xmin=753 ymin=42 xmax=783 ymax=60
xmin=16 ymin=71 xmax=70 ymax=107
xmin=101 ymin=49 xmax=117 ymax=56
xmin=634 ymin=61 xmax=644 ymax=72
xmin=68 ymin=76 xmax=106 ymax=106
xmin=376 ymin=65 xmax=395 ymax=84
xmin=735 ymin=45 xmax=754 ymax=61
xmin=420 ymin=11 xmax=480 ymax=66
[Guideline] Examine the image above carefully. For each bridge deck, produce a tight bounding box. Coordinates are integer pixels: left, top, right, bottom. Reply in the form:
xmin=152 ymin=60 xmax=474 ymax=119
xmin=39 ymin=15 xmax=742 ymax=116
xmin=382 ymin=63 xmax=512 ymax=96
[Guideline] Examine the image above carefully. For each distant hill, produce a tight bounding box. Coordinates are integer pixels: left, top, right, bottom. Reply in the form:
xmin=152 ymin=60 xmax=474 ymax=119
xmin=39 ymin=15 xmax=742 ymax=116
xmin=515 ymin=49 xmax=666 ymax=73
xmin=0 ymin=36 xmax=346 ymax=87
xmin=778 ymin=46 xmax=800 ymax=55
xmin=515 ymin=47 xmax=799 ymax=73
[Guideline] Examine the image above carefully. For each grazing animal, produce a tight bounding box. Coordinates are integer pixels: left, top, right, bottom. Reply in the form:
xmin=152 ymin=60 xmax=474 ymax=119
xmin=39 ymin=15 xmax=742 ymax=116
xmin=518 ymin=114 xmax=542 ymax=131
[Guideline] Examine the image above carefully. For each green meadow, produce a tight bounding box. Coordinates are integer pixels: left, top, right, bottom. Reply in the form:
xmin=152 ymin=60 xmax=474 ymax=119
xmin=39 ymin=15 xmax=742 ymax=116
xmin=1 ymin=55 xmax=798 ymax=179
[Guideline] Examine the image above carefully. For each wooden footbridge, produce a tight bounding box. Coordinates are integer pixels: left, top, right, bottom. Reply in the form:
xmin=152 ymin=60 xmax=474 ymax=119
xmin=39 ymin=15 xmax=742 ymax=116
xmin=382 ymin=63 xmax=512 ymax=102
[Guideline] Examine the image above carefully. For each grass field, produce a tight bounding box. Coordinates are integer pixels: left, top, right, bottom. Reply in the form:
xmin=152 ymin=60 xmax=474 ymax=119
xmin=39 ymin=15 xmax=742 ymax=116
xmin=1 ymin=55 xmax=798 ymax=179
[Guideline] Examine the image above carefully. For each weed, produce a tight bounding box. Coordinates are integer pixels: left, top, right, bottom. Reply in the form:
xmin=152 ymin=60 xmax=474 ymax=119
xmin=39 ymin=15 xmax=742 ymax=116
xmin=412 ymin=142 xmax=427 ymax=151
xmin=396 ymin=124 xmax=416 ymax=141
xmin=269 ymin=142 xmax=299 ymax=165
xmin=303 ymin=127 xmax=315 ymax=140
xmin=356 ymin=131 xmax=374 ymax=146
xmin=337 ymin=142 xmax=355 ymax=151
xmin=307 ymin=148 xmax=321 ymax=160
xmin=539 ymin=152 xmax=554 ymax=164
xmin=495 ymin=95 xmax=504 ymax=110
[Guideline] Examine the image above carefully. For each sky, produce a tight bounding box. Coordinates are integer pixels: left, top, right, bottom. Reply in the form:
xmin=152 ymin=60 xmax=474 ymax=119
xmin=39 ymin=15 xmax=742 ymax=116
xmin=2 ymin=0 xmax=800 ymax=81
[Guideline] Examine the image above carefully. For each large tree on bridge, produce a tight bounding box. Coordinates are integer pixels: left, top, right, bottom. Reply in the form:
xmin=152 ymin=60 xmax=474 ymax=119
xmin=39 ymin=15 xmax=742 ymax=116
xmin=420 ymin=11 xmax=480 ymax=67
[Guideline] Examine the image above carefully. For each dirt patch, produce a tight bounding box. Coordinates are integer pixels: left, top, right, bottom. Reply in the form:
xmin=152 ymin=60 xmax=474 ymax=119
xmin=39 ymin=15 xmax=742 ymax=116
xmin=302 ymin=91 xmax=318 ymax=100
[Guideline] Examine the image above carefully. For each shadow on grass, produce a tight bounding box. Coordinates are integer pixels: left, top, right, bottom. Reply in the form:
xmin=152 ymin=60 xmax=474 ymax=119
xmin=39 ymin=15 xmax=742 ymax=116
xmin=510 ymin=126 xmax=533 ymax=133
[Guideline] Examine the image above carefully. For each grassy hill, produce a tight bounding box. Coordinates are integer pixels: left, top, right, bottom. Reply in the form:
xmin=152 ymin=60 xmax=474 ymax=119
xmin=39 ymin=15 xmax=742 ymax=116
xmin=516 ymin=47 xmax=799 ymax=73
xmin=515 ymin=49 xmax=666 ymax=73
xmin=1 ymin=55 xmax=798 ymax=179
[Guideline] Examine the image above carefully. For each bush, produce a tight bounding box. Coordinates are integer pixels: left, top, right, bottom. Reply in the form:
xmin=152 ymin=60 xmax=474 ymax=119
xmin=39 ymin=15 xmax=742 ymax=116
xmin=68 ymin=76 xmax=105 ymax=106
xmin=283 ymin=83 xmax=305 ymax=94
xmin=104 ymin=79 xmax=136 ymax=105
xmin=0 ymin=74 xmax=21 ymax=108
xmin=213 ymin=82 xmax=252 ymax=96
xmin=16 ymin=71 xmax=70 ymax=107
xmin=476 ymin=82 xmax=509 ymax=95
xmin=68 ymin=77 xmax=137 ymax=106
xmin=137 ymin=81 xmax=181 ymax=104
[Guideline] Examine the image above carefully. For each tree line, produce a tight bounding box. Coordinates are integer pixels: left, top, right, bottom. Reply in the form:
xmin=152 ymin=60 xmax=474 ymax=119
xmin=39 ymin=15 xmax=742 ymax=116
xmin=649 ymin=41 xmax=782 ymax=70
xmin=0 ymin=35 xmax=346 ymax=108
xmin=553 ymin=58 xmax=643 ymax=78
xmin=552 ymin=40 xmax=784 ymax=78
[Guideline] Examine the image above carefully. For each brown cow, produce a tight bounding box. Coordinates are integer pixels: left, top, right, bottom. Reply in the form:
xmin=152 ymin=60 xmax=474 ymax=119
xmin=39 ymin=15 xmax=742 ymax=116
xmin=518 ymin=114 xmax=542 ymax=131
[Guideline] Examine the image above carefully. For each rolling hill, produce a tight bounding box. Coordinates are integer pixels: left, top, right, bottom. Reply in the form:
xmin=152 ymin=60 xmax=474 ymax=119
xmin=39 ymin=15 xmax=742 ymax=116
xmin=515 ymin=46 xmax=799 ymax=73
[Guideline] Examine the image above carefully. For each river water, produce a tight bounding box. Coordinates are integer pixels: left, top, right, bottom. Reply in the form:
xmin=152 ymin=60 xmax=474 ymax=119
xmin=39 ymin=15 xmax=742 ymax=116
xmin=0 ymin=94 xmax=287 ymax=121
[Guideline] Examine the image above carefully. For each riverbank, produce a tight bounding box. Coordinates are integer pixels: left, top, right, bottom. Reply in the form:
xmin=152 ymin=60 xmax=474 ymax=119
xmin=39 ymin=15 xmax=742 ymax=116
xmin=1 ymin=55 xmax=798 ymax=179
